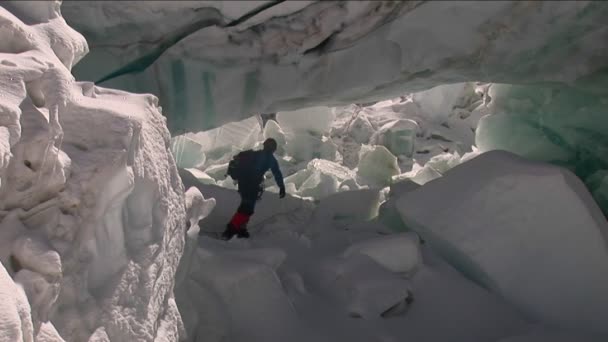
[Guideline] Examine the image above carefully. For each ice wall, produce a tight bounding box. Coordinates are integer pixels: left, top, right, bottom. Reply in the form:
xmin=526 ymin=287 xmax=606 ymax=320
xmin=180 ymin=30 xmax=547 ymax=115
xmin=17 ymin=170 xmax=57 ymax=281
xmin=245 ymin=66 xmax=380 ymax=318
xmin=62 ymin=1 xmax=608 ymax=134
xmin=396 ymin=151 xmax=608 ymax=334
xmin=476 ymin=82 xmax=608 ymax=216
xmin=0 ymin=2 xmax=186 ymax=341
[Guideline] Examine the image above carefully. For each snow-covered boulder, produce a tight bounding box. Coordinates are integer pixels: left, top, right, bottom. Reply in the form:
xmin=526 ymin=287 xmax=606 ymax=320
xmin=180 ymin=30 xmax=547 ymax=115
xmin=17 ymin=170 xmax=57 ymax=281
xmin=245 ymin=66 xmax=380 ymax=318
xmin=0 ymin=3 xmax=186 ymax=340
xmin=396 ymin=150 xmax=608 ymax=334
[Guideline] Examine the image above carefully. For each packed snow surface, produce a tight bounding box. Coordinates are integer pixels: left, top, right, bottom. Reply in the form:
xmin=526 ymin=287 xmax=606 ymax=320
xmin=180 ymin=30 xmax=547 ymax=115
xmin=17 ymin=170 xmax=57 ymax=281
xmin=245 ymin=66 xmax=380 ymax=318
xmin=397 ymin=150 xmax=608 ymax=334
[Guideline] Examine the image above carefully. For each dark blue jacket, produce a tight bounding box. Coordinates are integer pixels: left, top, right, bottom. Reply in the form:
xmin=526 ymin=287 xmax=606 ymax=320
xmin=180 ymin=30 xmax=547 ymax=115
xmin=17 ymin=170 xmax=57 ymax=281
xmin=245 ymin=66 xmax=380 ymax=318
xmin=253 ymin=150 xmax=285 ymax=190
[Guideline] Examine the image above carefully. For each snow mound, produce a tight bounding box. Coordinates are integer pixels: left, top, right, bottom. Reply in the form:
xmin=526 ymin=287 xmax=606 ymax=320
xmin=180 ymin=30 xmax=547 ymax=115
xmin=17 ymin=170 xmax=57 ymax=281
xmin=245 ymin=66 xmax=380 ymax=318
xmin=396 ymin=150 xmax=608 ymax=334
xmin=0 ymin=3 xmax=186 ymax=340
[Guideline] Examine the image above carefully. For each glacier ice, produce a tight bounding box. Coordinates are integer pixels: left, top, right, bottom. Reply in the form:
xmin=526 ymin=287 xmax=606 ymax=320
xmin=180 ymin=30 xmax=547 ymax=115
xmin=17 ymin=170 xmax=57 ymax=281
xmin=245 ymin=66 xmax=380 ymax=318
xmin=356 ymin=145 xmax=400 ymax=187
xmin=396 ymin=150 xmax=608 ymax=334
xmin=369 ymin=119 xmax=419 ymax=157
xmin=63 ymin=1 xmax=608 ymax=135
xmin=0 ymin=2 xmax=187 ymax=341
xmin=170 ymin=81 xmax=488 ymax=201
xmin=3 ymin=1 xmax=608 ymax=341
xmin=475 ymin=83 xmax=608 ymax=215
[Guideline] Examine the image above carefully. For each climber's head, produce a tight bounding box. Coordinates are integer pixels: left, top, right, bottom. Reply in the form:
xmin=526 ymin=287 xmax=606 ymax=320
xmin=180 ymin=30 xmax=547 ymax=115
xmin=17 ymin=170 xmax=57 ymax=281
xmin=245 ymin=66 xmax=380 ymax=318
xmin=263 ymin=138 xmax=278 ymax=154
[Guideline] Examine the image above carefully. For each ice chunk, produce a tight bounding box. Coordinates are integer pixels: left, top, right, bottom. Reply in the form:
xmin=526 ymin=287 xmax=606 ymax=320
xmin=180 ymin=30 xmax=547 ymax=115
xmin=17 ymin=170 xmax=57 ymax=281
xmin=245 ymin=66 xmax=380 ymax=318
xmin=277 ymin=106 xmax=335 ymax=137
xmin=307 ymin=158 xmax=354 ymax=183
xmin=377 ymin=179 xmax=420 ymax=231
xmin=343 ymin=233 xmax=422 ymax=274
xmin=370 ymin=119 xmax=419 ymax=157
xmin=396 ymin=150 xmax=608 ymax=333
xmin=318 ymin=254 xmax=412 ymax=319
xmin=356 ymin=145 xmax=400 ymax=187
xmin=184 ymin=186 xmax=216 ymax=232
xmin=397 ymin=162 xmax=442 ymax=186
xmin=190 ymin=256 xmax=300 ymax=342
xmin=183 ymin=168 xmax=216 ymax=185
xmin=425 ymin=151 xmax=462 ymax=174
xmin=347 ymin=114 xmax=375 ymax=144
xmin=170 ymin=135 xmax=206 ymax=169
xmin=262 ymin=119 xmax=287 ymax=155
xmin=319 ymin=136 xmax=340 ymax=161
xmin=284 ymin=132 xmax=322 ymax=162
xmin=412 ymin=83 xmax=476 ymax=122
xmin=312 ymin=189 xmax=381 ymax=230
xmin=298 ymin=170 xmax=340 ymax=199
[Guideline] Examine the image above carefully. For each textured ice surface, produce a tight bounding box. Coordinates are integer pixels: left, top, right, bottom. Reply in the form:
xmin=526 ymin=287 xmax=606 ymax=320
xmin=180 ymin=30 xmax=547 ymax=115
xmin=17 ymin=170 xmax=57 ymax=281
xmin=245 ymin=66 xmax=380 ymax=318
xmin=64 ymin=1 xmax=608 ymax=135
xmin=396 ymin=150 xmax=608 ymax=334
xmin=0 ymin=2 xmax=186 ymax=341
xmin=476 ymin=83 xmax=608 ymax=215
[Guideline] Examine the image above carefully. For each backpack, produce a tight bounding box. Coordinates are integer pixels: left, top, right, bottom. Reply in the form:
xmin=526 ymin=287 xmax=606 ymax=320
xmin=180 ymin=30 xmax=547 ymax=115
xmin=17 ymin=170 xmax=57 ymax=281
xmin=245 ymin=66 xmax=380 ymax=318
xmin=226 ymin=149 xmax=257 ymax=181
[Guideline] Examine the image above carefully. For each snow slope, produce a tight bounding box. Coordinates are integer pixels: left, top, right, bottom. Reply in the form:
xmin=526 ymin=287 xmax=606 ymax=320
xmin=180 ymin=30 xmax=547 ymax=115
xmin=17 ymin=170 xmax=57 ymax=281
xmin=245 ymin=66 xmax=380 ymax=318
xmin=0 ymin=2 xmax=186 ymax=341
xmin=396 ymin=150 xmax=608 ymax=334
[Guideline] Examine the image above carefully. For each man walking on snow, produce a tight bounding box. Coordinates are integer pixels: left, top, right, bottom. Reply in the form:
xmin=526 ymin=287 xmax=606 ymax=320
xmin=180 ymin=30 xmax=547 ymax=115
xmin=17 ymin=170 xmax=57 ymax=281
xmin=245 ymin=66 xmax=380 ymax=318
xmin=222 ymin=138 xmax=286 ymax=239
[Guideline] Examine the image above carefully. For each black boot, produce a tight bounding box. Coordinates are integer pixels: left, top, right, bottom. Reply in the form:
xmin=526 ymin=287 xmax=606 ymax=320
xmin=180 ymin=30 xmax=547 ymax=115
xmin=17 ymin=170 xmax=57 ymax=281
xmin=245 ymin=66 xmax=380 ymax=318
xmin=221 ymin=224 xmax=237 ymax=240
xmin=236 ymin=229 xmax=250 ymax=238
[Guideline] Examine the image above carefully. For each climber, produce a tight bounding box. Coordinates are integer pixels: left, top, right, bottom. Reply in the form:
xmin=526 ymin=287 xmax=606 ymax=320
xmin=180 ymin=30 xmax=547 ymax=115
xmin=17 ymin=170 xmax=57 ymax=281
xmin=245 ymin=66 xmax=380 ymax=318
xmin=221 ymin=138 xmax=286 ymax=239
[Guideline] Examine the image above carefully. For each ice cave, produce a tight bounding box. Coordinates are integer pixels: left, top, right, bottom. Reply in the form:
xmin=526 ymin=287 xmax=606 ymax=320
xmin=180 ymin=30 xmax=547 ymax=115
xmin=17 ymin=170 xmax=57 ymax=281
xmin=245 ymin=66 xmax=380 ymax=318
xmin=1 ymin=1 xmax=608 ymax=341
